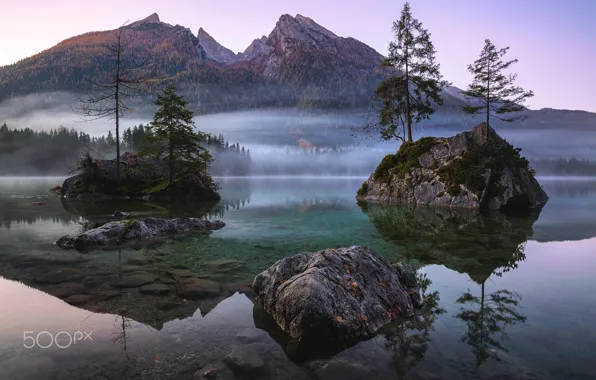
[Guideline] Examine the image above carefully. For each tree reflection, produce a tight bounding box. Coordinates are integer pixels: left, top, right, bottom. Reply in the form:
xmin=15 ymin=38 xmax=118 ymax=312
xmin=361 ymin=203 xmax=534 ymax=368
xmin=383 ymin=272 xmax=445 ymax=376
xmin=456 ymin=284 xmax=526 ymax=366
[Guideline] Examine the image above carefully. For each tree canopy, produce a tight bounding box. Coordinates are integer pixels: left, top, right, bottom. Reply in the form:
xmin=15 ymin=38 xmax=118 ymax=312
xmin=371 ymin=2 xmax=448 ymax=143
xmin=140 ymin=85 xmax=212 ymax=185
xmin=461 ymin=39 xmax=534 ymax=128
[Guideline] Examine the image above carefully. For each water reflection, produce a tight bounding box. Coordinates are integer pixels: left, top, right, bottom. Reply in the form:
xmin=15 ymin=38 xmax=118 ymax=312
xmin=456 ymin=286 xmax=526 ymax=366
xmin=360 ymin=203 xmax=536 ymax=283
xmin=383 ymin=272 xmax=445 ymax=376
xmin=361 ymin=203 xmax=533 ymax=370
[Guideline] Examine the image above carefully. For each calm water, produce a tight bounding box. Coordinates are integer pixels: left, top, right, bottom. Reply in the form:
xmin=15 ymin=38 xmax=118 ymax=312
xmin=0 ymin=176 xmax=595 ymax=380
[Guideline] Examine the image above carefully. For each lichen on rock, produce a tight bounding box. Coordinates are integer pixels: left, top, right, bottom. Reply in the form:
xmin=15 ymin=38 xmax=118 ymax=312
xmin=252 ymin=246 xmax=421 ymax=342
xmin=357 ymin=123 xmax=548 ymax=212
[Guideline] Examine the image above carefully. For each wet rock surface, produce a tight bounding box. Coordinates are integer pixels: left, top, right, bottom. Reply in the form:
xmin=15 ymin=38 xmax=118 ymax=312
xmin=54 ymin=217 xmax=225 ymax=251
xmin=252 ymin=246 xmax=420 ymax=341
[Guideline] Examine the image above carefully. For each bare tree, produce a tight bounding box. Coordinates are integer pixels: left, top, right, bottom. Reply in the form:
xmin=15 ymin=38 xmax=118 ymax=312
xmin=75 ymin=22 xmax=150 ymax=185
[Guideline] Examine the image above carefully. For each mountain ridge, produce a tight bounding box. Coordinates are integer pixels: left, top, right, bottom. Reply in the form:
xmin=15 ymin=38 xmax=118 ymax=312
xmin=0 ymin=12 xmax=594 ymax=131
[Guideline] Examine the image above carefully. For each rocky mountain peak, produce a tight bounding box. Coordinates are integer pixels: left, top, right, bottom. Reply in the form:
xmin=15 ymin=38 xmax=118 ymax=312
xmin=197 ymin=27 xmax=239 ymax=65
xmin=129 ymin=13 xmax=161 ymax=28
xmin=270 ymin=14 xmax=338 ymax=51
xmin=144 ymin=13 xmax=160 ymax=23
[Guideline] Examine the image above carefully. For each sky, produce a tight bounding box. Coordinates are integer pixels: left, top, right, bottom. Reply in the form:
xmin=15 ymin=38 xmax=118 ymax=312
xmin=1 ymin=0 xmax=595 ymax=112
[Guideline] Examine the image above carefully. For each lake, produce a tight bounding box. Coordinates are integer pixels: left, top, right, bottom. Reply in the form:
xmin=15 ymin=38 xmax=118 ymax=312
xmin=0 ymin=176 xmax=595 ymax=380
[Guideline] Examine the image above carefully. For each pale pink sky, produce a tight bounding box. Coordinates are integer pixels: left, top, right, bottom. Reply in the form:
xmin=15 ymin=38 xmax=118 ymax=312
xmin=1 ymin=0 xmax=595 ymax=112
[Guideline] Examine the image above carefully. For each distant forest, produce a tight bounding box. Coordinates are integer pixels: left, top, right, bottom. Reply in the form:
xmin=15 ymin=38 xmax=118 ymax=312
xmin=1 ymin=122 xmax=595 ymax=177
xmin=0 ymin=123 xmax=251 ymax=176
xmin=531 ymin=157 xmax=596 ymax=176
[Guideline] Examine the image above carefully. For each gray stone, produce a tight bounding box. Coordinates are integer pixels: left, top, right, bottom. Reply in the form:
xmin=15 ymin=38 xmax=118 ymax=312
xmin=46 ymin=283 xmax=89 ymax=299
xmin=178 ymin=278 xmax=221 ymax=299
xmin=193 ymin=362 xmax=235 ymax=380
xmin=139 ymin=284 xmax=171 ymax=295
xmin=64 ymin=294 xmax=90 ymax=305
xmin=236 ymin=328 xmax=266 ymax=344
xmin=418 ymin=152 xmax=435 ymax=168
xmin=55 ymin=217 xmax=225 ymax=251
xmin=112 ymin=271 xmax=158 ymax=288
xmin=93 ymin=290 xmax=121 ymax=301
xmin=36 ymin=268 xmax=85 ymax=284
xmin=252 ymin=246 xmax=418 ymax=341
xmin=223 ymin=346 xmax=266 ymax=376
xmin=126 ymin=258 xmax=149 ymax=266
xmin=159 ymin=276 xmax=177 ymax=285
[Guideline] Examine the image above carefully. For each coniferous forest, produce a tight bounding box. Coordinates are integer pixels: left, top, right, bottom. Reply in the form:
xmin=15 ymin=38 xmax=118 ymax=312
xmin=0 ymin=122 xmax=251 ymax=176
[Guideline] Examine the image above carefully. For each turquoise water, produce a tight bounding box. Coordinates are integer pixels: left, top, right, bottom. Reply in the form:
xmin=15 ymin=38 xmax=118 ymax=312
xmin=0 ymin=176 xmax=595 ymax=380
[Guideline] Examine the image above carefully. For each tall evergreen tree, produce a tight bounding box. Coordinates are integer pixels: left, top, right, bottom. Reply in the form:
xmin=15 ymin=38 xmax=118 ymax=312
xmin=374 ymin=2 xmax=448 ymax=143
xmin=140 ymin=85 xmax=212 ymax=186
xmin=461 ymin=39 xmax=534 ymax=138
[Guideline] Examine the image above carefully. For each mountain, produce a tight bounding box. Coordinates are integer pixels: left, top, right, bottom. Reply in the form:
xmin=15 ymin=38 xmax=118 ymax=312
xmin=0 ymin=13 xmax=399 ymax=112
xmin=0 ymin=13 xmax=594 ymax=131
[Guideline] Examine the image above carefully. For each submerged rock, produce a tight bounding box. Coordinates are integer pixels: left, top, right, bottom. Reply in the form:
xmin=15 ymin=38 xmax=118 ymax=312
xmin=252 ymin=246 xmax=420 ymax=342
xmin=55 ymin=217 xmax=225 ymax=251
xmin=223 ymin=346 xmax=266 ymax=376
xmin=35 ymin=267 xmax=86 ymax=284
xmin=357 ymin=123 xmax=548 ymax=212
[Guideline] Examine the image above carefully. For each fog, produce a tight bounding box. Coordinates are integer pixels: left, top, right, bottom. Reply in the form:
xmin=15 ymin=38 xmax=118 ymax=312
xmin=1 ymin=92 xmax=595 ymax=177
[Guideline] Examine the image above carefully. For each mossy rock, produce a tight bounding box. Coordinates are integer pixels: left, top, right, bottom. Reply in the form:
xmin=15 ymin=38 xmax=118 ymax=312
xmin=373 ymin=137 xmax=437 ymax=183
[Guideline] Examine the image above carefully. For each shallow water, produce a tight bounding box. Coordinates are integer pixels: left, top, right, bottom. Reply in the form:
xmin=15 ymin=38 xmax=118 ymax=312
xmin=0 ymin=176 xmax=595 ymax=380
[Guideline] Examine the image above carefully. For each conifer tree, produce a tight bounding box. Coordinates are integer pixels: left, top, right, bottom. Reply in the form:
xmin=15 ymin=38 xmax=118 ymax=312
xmin=373 ymin=2 xmax=448 ymax=143
xmin=461 ymin=39 xmax=534 ymax=136
xmin=140 ymin=85 xmax=212 ymax=186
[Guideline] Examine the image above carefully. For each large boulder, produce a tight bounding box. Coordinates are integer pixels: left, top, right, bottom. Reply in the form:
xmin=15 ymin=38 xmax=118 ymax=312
xmin=252 ymin=246 xmax=420 ymax=342
xmin=356 ymin=123 xmax=548 ymax=212
xmin=55 ymin=217 xmax=225 ymax=251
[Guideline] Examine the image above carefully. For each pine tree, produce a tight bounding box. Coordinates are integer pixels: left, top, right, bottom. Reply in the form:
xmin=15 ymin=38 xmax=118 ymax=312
xmin=374 ymin=2 xmax=448 ymax=143
xmin=140 ymin=85 xmax=212 ymax=186
xmin=461 ymin=39 xmax=534 ymax=138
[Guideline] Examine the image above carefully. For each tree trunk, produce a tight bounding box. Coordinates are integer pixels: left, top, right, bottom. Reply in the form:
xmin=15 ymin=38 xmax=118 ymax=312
xmin=485 ymin=57 xmax=490 ymax=143
xmin=405 ymin=52 xmax=413 ymax=142
xmin=115 ymin=33 xmax=122 ymax=185
xmin=168 ymin=122 xmax=173 ymax=187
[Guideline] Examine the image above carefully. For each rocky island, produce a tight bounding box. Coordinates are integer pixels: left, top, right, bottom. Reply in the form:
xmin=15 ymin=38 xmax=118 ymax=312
xmin=357 ymin=123 xmax=548 ymax=212
xmin=60 ymin=153 xmax=221 ymax=201
xmin=56 ymin=216 xmax=225 ymax=251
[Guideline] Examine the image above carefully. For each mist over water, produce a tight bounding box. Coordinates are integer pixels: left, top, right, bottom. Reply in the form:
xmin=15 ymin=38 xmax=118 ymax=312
xmin=1 ymin=92 xmax=595 ymax=177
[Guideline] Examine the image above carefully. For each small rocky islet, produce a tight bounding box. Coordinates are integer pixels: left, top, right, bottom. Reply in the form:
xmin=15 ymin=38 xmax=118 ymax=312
xmin=357 ymin=123 xmax=549 ymax=212
xmin=55 ymin=216 xmax=225 ymax=251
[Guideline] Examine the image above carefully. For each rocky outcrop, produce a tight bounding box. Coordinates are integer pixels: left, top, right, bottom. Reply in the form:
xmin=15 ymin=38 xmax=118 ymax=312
xmin=252 ymin=246 xmax=420 ymax=342
xmin=55 ymin=217 xmax=225 ymax=251
xmin=357 ymin=123 xmax=548 ymax=212
xmin=144 ymin=174 xmax=221 ymax=201
xmin=60 ymin=154 xmax=221 ymax=201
